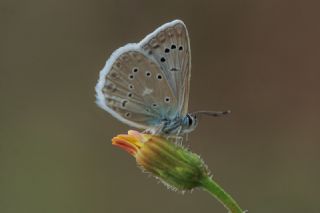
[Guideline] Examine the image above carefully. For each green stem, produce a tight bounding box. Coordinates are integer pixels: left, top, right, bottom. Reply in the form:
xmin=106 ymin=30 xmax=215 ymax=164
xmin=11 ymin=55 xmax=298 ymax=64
xmin=200 ymin=176 xmax=244 ymax=213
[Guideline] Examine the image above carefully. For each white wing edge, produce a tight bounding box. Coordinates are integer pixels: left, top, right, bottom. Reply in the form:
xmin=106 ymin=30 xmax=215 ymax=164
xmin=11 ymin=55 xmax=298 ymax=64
xmin=139 ymin=19 xmax=187 ymax=47
xmin=95 ymin=43 xmax=150 ymax=130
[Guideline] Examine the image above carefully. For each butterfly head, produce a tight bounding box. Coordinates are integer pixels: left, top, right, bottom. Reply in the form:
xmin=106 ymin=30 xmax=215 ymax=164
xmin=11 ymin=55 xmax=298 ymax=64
xmin=182 ymin=113 xmax=199 ymax=133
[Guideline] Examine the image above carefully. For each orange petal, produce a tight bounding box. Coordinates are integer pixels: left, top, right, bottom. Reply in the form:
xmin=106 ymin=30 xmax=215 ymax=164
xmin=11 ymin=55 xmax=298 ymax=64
xmin=112 ymin=136 xmax=139 ymax=156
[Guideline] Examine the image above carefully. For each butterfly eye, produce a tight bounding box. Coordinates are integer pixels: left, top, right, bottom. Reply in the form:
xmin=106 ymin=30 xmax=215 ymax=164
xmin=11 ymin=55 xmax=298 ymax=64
xmin=170 ymin=67 xmax=178 ymax=72
xmin=128 ymin=74 xmax=134 ymax=80
xmin=146 ymin=71 xmax=151 ymax=77
xmin=132 ymin=67 xmax=139 ymax=73
xmin=188 ymin=117 xmax=193 ymax=126
xmin=122 ymin=100 xmax=128 ymax=108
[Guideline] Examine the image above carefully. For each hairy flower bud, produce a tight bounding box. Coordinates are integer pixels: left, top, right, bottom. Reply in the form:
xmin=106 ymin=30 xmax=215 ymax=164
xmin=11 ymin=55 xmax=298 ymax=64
xmin=112 ymin=130 xmax=208 ymax=191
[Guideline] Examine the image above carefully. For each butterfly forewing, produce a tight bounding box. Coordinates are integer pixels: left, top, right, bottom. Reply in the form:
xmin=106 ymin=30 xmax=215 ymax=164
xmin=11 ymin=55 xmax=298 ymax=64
xmin=96 ymin=44 xmax=178 ymax=129
xmin=139 ymin=20 xmax=191 ymax=116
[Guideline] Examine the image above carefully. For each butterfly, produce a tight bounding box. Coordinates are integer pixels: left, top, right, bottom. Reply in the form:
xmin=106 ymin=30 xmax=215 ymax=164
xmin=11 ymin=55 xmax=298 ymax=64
xmin=95 ymin=20 xmax=230 ymax=135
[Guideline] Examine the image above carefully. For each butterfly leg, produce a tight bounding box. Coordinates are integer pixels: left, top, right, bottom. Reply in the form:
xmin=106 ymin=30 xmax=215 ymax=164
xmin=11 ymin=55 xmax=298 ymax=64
xmin=166 ymin=126 xmax=183 ymax=145
xmin=185 ymin=133 xmax=189 ymax=142
xmin=175 ymin=126 xmax=184 ymax=145
xmin=175 ymin=136 xmax=183 ymax=145
xmin=166 ymin=135 xmax=183 ymax=144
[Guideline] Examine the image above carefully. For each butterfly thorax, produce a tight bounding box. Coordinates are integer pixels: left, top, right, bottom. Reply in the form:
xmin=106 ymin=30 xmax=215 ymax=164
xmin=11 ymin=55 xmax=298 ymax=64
xmin=160 ymin=113 xmax=198 ymax=135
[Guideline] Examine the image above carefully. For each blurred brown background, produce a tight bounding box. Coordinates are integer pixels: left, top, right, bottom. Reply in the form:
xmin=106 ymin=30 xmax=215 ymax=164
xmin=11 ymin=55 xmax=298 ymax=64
xmin=1 ymin=0 xmax=320 ymax=212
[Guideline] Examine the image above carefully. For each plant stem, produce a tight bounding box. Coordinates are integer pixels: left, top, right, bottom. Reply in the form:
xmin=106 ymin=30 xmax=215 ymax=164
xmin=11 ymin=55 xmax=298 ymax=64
xmin=200 ymin=176 xmax=244 ymax=213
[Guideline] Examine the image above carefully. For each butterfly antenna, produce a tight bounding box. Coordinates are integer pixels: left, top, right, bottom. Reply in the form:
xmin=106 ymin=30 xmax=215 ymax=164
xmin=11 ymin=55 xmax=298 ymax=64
xmin=193 ymin=110 xmax=231 ymax=118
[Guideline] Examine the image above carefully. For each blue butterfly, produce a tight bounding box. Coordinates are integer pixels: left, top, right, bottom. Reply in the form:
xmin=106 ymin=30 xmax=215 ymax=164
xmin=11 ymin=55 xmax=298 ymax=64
xmin=95 ymin=20 xmax=230 ymax=135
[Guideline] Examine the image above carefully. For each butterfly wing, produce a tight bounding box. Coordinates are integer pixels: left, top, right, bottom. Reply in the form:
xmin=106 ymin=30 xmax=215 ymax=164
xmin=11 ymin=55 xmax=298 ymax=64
xmin=95 ymin=44 xmax=178 ymax=130
xmin=139 ymin=20 xmax=191 ymax=116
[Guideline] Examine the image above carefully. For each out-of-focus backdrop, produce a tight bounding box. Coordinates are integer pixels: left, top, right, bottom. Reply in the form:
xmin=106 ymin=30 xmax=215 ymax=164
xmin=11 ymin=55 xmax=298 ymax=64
xmin=1 ymin=0 xmax=319 ymax=212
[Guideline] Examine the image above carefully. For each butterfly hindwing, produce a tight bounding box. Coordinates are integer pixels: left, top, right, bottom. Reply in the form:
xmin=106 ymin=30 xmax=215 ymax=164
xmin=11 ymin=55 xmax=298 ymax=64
xmin=139 ymin=20 xmax=191 ymax=116
xmin=95 ymin=44 xmax=178 ymax=130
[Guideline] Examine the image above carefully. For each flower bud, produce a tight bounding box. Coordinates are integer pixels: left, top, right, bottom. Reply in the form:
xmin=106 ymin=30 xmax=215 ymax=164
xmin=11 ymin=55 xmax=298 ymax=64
xmin=112 ymin=130 xmax=208 ymax=191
